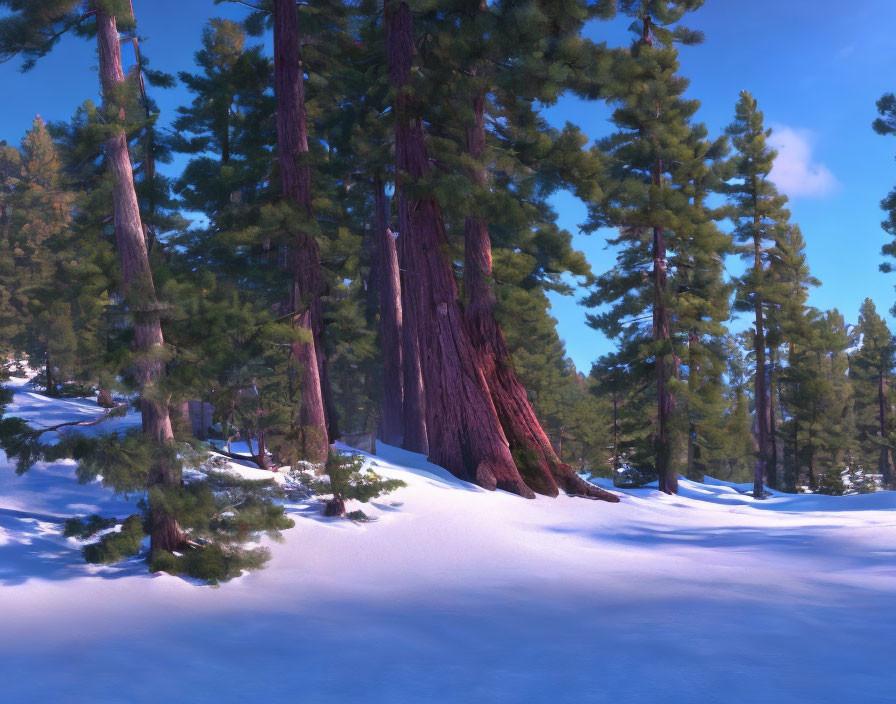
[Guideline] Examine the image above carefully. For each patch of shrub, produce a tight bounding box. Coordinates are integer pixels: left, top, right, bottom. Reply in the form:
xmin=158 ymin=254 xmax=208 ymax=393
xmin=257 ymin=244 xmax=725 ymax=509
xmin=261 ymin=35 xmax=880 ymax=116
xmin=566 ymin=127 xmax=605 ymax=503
xmin=149 ymin=544 xmax=270 ymax=585
xmin=83 ymin=514 xmax=146 ymax=564
xmin=56 ymin=383 xmax=95 ymax=398
xmin=63 ymin=514 xmax=117 ymax=539
xmin=148 ymin=549 xmax=180 ymax=575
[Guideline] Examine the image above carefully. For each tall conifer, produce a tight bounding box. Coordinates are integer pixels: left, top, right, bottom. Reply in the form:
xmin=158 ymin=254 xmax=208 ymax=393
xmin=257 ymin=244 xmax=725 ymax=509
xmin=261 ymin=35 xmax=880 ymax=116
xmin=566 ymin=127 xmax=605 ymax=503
xmin=586 ymin=0 xmax=712 ymax=494
xmin=851 ymin=298 xmax=896 ymax=485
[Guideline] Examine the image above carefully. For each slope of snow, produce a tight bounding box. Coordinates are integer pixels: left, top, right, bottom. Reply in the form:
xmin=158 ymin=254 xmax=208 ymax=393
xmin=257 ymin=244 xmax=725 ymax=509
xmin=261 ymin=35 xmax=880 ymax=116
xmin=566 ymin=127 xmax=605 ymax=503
xmin=2 ymin=382 xmax=896 ymax=703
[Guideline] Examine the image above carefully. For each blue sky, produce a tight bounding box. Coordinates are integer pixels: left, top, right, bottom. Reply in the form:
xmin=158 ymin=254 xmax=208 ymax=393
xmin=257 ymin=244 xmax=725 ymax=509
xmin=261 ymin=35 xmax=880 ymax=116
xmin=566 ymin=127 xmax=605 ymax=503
xmin=1 ymin=0 xmax=895 ymax=373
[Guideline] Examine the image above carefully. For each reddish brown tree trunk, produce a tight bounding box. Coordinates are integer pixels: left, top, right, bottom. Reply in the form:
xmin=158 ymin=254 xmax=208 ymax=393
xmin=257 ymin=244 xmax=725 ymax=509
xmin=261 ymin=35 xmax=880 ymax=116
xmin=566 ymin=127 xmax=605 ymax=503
xmin=273 ymin=0 xmax=332 ymax=460
xmin=461 ymin=91 xmax=616 ymax=502
xmin=97 ymin=388 xmax=115 ymax=409
xmin=752 ymin=228 xmax=771 ymax=499
xmin=291 ymin=310 xmax=328 ymax=460
xmin=685 ymin=331 xmax=704 ymax=482
xmin=96 ymin=7 xmax=182 ymax=553
xmin=640 ymin=17 xmax=676 ymax=494
xmin=396 ymin=154 xmax=427 ymax=453
xmin=45 ymin=355 xmax=57 ymax=397
xmin=374 ymin=175 xmax=404 ymax=446
xmin=386 ymin=1 xmax=532 ymax=497
xmin=396 ymin=199 xmax=428 ymax=453
xmin=653 ymin=220 xmax=676 ymax=495
xmin=878 ymin=372 xmax=892 ymax=485
xmin=768 ymin=346 xmax=780 ymax=490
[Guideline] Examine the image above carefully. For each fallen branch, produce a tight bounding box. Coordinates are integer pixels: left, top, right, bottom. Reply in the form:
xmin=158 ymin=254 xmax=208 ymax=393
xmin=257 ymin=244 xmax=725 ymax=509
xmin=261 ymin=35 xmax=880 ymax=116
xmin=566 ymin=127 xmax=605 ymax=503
xmin=29 ymin=404 xmax=130 ymax=437
xmin=210 ymin=447 xmax=273 ymax=471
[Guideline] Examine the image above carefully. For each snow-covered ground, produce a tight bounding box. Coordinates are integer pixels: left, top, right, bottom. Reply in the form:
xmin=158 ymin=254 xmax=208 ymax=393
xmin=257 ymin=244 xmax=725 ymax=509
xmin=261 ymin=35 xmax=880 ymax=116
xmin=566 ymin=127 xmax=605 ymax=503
xmin=2 ymin=377 xmax=896 ymax=703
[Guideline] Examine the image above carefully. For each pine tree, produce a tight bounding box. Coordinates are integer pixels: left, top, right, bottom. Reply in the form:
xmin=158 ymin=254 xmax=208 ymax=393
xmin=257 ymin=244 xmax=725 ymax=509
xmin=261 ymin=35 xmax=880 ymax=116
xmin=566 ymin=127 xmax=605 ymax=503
xmin=6 ymin=118 xmax=79 ymax=393
xmin=0 ymin=140 xmax=23 ymax=363
xmin=873 ymin=92 xmax=896 ymax=271
xmin=674 ymin=124 xmax=733 ymax=481
xmin=586 ymin=1 xmax=715 ymax=494
xmin=48 ymin=102 xmax=125 ymax=406
xmin=850 ymin=298 xmax=895 ymax=485
xmin=780 ymin=310 xmax=854 ymax=491
xmin=0 ymin=119 xmax=57 ymax=385
xmin=1 ymin=1 xmax=187 ymax=556
xmin=728 ymin=91 xmax=790 ymax=497
xmin=765 ymin=224 xmax=818 ymax=490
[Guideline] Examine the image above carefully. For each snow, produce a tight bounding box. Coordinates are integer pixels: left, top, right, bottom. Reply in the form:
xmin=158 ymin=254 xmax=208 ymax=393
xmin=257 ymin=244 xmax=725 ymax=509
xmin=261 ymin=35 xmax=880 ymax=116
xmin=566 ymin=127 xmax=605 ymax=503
xmin=2 ymin=380 xmax=896 ymax=703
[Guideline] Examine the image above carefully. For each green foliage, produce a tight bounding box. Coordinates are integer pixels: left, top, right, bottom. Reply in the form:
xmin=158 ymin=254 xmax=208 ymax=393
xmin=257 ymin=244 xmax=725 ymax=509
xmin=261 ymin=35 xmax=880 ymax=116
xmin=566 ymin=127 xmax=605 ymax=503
xmin=63 ymin=514 xmax=117 ymax=539
xmin=0 ymin=1 xmax=82 ymax=70
xmin=816 ymin=469 xmax=846 ymax=497
xmin=149 ymin=544 xmax=270 ymax=585
xmin=0 ymin=417 xmax=41 ymax=474
xmin=585 ymin=4 xmax=729 ymax=479
xmin=82 ymin=514 xmax=146 ymax=564
xmin=292 ymin=451 xmax=405 ymax=515
xmin=779 ymin=311 xmax=855 ymax=491
xmin=176 ymin=471 xmax=295 ymax=541
xmin=850 ymin=298 xmax=896 ymax=482
xmin=77 ymin=430 xmax=165 ymax=495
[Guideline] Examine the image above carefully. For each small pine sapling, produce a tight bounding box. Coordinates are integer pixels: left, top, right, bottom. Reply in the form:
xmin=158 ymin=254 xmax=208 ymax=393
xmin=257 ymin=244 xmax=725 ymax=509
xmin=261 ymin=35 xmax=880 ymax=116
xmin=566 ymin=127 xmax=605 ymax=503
xmin=147 ymin=471 xmax=295 ymax=584
xmin=292 ymin=451 xmax=405 ymax=518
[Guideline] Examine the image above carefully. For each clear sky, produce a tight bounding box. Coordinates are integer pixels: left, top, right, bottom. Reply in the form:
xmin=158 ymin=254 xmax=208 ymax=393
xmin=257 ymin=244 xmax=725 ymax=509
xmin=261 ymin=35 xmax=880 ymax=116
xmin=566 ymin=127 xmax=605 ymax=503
xmin=1 ymin=0 xmax=895 ymax=373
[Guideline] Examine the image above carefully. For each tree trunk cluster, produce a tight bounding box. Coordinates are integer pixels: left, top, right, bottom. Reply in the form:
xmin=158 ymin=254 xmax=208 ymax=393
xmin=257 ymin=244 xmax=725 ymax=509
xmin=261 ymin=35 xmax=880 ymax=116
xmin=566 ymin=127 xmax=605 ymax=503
xmin=381 ymin=1 xmax=617 ymax=502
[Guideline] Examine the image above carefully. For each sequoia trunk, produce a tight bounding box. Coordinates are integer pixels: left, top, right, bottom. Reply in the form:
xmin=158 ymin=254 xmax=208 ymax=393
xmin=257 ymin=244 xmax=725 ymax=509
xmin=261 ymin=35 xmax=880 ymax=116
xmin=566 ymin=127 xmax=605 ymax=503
xmin=396 ymin=188 xmax=428 ymax=454
xmin=461 ymin=91 xmax=616 ymax=502
xmin=273 ymin=0 xmax=332 ymax=459
xmin=96 ymin=7 xmax=181 ymax=553
xmin=374 ymin=175 xmax=404 ymax=446
xmin=385 ymin=1 xmax=533 ymax=497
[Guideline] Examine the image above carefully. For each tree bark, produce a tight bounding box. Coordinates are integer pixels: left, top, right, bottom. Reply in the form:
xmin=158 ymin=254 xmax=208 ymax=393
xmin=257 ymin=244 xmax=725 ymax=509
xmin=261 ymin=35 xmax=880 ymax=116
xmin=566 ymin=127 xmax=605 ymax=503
xmin=685 ymin=330 xmax=704 ymax=482
xmin=751 ymin=218 xmax=771 ymax=499
xmin=97 ymin=388 xmax=115 ymax=409
xmin=396 ymin=188 xmax=428 ymax=453
xmin=45 ymin=354 xmax=57 ymax=397
xmin=461 ymin=90 xmax=616 ymax=502
xmin=374 ymin=174 xmax=404 ymax=446
xmin=767 ymin=346 xmax=779 ymax=490
xmin=653 ymin=220 xmax=676 ymax=494
xmin=385 ymin=1 xmax=534 ymax=498
xmin=878 ymin=372 xmax=892 ymax=485
xmin=273 ymin=0 xmax=332 ymax=460
xmin=96 ymin=7 xmax=182 ymax=553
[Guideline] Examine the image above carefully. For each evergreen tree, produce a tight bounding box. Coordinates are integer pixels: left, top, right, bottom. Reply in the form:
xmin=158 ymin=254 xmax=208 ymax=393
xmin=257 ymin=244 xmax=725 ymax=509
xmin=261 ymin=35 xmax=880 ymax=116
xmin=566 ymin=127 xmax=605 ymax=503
xmin=765 ymin=224 xmax=818 ymax=490
xmin=674 ymin=124 xmax=733 ymax=481
xmin=780 ymin=310 xmax=854 ymax=491
xmin=872 ymin=92 xmax=896 ymax=271
xmin=0 ymin=2 xmax=293 ymax=580
xmin=8 ymin=117 xmax=78 ymax=393
xmin=585 ymin=0 xmax=716 ymax=494
xmin=725 ymin=90 xmax=784 ymax=495
xmin=850 ymin=298 xmax=896 ymax=485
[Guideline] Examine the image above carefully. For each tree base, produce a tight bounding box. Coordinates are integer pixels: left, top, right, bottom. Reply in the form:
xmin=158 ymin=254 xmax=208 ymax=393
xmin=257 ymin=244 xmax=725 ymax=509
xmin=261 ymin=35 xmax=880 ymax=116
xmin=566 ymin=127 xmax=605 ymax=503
xmin=323 ymin=495 xmax=346 ymax=517
xmin=97 ymin=389 xmax=115 ymax=408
